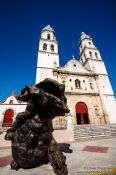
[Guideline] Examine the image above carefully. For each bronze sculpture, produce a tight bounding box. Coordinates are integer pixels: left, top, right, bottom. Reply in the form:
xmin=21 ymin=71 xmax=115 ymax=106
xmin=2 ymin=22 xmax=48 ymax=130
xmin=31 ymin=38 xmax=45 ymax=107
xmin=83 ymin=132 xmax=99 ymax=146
xmin=5 ymin=78 xmax=69 ymax=175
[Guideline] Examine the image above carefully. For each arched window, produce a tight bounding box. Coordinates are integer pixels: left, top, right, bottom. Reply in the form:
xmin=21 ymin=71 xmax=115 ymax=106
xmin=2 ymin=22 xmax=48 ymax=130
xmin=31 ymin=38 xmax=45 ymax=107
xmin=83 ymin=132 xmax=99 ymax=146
xmin=43 ymin=43 xmax=47 ymax=51
xmin=95 ymin=52 xmax=98 ymax=59
xmin=51 ymin=44 xmax=54 ymax=52
xmin=47 ymin=34 xmax=50 ymax=40
xmin=75 ymin=79 xmax=81 ymax=88
xmin=89 ymin=51 xmax=92 ymax=58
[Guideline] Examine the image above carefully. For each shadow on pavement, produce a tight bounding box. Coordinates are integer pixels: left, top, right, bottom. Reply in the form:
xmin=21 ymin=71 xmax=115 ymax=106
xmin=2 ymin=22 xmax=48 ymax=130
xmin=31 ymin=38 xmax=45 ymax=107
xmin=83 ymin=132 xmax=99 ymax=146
xmin=58 ymin=143 xmax=73 ymax=153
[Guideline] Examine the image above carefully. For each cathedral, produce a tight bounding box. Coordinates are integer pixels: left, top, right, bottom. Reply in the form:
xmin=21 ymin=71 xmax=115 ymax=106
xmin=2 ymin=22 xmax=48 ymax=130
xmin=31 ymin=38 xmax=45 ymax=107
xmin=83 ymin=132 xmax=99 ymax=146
xmin=0 ymin=25 xmax=116 ymax=129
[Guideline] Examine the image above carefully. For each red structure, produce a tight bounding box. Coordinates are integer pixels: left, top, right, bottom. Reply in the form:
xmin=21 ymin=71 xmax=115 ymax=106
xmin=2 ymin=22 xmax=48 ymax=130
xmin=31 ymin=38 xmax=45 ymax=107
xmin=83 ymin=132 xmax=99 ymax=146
xmin=2 ymin=109 xmax=14 ymax=127
xmin=75 ymin=102 xmax=90 ymax=124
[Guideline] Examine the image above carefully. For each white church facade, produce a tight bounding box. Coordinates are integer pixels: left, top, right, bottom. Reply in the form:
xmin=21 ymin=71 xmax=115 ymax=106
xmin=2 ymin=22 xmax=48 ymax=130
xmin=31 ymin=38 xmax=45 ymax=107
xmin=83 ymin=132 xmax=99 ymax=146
xmin=36 ymin=25 xmax=116 ymax=126
xmin=0 ymin=25 xmax=116 ymax=128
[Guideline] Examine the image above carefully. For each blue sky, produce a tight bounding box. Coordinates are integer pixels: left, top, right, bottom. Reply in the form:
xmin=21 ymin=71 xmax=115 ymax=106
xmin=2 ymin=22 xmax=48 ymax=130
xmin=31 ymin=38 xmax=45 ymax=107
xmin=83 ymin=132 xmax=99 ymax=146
xmin=0 ymin=0 xmax=116 ymax=101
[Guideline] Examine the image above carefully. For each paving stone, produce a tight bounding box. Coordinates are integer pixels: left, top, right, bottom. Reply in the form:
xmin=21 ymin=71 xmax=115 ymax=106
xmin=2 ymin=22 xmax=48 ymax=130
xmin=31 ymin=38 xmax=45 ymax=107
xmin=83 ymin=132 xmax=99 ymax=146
xmin=0 ymin=136 xmax=116 ymax=175
xmin=82 ymin=146 xmax=108 ymax=153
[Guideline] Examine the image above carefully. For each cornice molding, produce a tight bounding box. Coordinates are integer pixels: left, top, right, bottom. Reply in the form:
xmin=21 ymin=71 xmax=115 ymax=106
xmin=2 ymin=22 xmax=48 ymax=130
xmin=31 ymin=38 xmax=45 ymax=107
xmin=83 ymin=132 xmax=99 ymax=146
xmin=65 ymin=92 xmax=99 ymax=96
xmin=82 ymin=58 xmax=103 ymax=67
xmin=78 ymin=37 xmax=93 ymax=46
xmin=38 ymin=50 xmax=59 ymax=55
xmin=53 ymin=69 xmax=96 ymax=77
xmin=36 ymin=67 xmax=53 ymax=70
xmin=79 ymin=46 xmax=99 ymax=59
xmin=40 ymin=38 xmax=58 ymax=44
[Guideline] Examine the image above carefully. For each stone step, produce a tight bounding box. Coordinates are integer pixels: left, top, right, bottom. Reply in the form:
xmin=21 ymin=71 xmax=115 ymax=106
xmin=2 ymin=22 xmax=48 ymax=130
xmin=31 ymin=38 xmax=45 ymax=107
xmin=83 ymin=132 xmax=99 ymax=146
xmin=74 ymin=130 xmax=113 ymax=134
xmin=73 ymin=124 xmax=116 ymax=140
xmin=74 ymin=133 xmax=111 ymax=137
xmin=74 ymin=135 xmax=112 ymax=140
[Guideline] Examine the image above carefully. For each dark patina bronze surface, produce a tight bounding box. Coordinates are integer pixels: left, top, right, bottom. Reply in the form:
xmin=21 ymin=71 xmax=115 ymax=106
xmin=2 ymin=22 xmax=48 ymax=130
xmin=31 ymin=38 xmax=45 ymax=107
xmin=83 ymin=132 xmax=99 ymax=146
xmin=5 ymin=78 xmax=69 ymax=175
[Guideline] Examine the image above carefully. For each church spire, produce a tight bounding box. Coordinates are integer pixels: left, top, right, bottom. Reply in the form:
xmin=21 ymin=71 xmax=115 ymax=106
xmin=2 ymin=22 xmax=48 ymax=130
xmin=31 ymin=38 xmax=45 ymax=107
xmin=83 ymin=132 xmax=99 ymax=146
xmin=78 ymin=32 xmax=102 ymax=66
xmin=41 ymin=25 xmax=55 ymax=33
xmin=80 ymin=32 xmax=91 ymax=40
xmin=36 ymin=25 xmax=59 ymax=84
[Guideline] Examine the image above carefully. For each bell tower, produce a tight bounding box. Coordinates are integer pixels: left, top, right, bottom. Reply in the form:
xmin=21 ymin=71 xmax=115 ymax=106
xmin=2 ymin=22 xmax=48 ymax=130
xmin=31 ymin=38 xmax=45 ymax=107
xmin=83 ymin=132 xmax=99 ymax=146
xmin=36 ymin=25 xmax=59 ymax=84
xmin=78 ymin=32 xmax=116 ymax=123
xmin=78 ymin=32 xmax=106 ymax=73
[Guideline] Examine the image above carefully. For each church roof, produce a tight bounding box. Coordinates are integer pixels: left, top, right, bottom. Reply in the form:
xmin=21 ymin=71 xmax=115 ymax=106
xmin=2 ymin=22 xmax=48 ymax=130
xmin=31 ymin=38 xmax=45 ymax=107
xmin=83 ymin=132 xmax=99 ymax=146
xmin=41 ymin=25 xmax=55 ymax=33
xmin=57 ymin=56 xmax=90 ymax=74
xmin=81 ymin=32 xmax=91 ymax=40
xmin=0 ymin=93 xmax=27 ymax=105
xmin=78 ymin=32 xmax=92 ymax=46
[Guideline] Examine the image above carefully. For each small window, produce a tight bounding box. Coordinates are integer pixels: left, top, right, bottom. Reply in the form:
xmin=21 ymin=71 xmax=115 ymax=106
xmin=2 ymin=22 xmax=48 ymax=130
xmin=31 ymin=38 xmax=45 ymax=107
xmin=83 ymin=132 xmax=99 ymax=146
xmin=51 ymin=45 xmax=54 ymax=52
xmin=9 ymin=100 xmax=13 ymax=104
xmin=69 ymin=79 xmax=72 ymax=82
xmin=47 ymin=34 xmax=50 ymax=40
xmin=95 ymin=108 xmax=99 ymax=116
xmin=75 ymin=79 xmax=81 ymax=88
xmin=89 ymin=51 xmax=92 ymax=58
xmin=83 ymin=80 xmax=85 ymax=83
xmin=71 ymin=86 xmax=73 ymax=90
xmin=74 ymin=64 xmax=76 ymax=67
xmin=95 ymin=52 xmax=98 ymax=59
xmin=88 ymin=42 xmax=91 ymax=45
xmin=90 ymin=83 xmax=93 ymax=89
xmin=43 ymin=43 xmax=47 ymax=51
xmin=62 ymin=81 xmax=65 ymax=84
xmin=54 ymin=61 xmax=57 ymax=68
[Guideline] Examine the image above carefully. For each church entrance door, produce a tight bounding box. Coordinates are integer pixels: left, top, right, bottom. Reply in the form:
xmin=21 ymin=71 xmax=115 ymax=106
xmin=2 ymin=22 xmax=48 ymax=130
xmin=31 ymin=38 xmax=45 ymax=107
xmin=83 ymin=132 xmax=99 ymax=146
xmin=75 ymin=102 xmax=90 ymax=124
xmin=2 ymin=109 xmax=14 ymax=127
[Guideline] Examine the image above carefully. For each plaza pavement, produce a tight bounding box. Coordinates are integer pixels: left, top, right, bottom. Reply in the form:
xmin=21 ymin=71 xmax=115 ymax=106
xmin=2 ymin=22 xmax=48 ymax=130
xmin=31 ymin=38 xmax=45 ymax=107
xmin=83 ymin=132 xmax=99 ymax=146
xmin=0 ymin=131 xmax=116 ymax=175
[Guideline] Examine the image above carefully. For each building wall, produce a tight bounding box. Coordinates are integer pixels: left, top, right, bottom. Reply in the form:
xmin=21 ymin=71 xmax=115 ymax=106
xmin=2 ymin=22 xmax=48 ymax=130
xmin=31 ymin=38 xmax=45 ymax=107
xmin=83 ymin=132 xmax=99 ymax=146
xmin=53 ymin=60 xmax=108 ymax=125
xmin=37 ymin=51 xmax=59 ymax=68
xmin=102 ymin=95 xmax=116 ymax=123
xmin=55 ymin=71 xmax=98 ymax=94
xmin=0 ymin=96 xmax=26 ymax=127
xmin=36 ymin=67 xmax=53 ymax=84
xmin=66 ymin=94 xmax=105 ymax=125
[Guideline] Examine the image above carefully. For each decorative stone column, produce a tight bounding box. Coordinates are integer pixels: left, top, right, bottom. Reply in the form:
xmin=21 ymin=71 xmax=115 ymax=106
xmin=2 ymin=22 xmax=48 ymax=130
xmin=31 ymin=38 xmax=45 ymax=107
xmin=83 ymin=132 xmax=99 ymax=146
xmin=66 ymin=113 xmax=73 ymax=129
